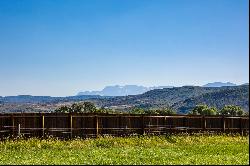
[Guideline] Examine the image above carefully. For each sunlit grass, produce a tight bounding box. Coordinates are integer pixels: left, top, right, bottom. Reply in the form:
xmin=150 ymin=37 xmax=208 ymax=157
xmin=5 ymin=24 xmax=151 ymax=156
xmin=0 ymin=134 xmax=248 ymax=165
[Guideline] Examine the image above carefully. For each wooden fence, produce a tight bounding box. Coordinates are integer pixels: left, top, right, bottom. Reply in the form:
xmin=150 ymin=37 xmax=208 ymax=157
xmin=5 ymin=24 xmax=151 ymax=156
xmin=0 ymin=113 xmax=249 ymax=139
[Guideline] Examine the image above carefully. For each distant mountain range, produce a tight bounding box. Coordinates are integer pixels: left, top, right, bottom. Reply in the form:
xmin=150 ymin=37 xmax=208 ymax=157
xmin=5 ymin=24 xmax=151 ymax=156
xmin=77 ymin=82 xmax=243 ymax=96
xmin=77 ymin=85 xmax=174 ymax=96
xmin=0 ymin=82 xmax=248 ymax=114
xmin=0 ymin=95 xmax=111 ymax=104
xmin=202 ymin=82 xmax=237 ymax=87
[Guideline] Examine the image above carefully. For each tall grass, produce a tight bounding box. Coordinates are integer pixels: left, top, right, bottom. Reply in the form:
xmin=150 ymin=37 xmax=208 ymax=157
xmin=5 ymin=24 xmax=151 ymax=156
xmin=0 ymin=134 xmax=248 ymax=165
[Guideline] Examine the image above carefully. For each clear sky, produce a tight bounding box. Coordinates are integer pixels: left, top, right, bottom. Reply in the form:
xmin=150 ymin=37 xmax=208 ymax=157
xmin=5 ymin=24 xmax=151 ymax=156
xmin=0 ymin=0 xmax=249 ymax=96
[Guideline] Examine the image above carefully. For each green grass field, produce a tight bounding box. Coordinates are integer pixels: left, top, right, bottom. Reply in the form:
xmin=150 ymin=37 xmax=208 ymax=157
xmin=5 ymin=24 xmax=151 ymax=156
xmin=0 ymin=134 xmax=249 ymax=165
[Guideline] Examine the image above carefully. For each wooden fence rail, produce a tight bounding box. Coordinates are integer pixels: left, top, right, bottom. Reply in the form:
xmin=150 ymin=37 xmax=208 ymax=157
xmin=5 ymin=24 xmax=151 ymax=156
xmin=0 ymin=113 xmax=249 ymax=139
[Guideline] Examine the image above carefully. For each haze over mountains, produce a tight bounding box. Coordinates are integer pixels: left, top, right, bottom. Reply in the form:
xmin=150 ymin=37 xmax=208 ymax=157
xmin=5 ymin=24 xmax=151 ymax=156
xmin=202 ymin=82 xmax=237 ymax=87
xmin=77 ymin=85 xmax=174 ymax=96
xmin=77 ymin=82 xmax=239 ymax=96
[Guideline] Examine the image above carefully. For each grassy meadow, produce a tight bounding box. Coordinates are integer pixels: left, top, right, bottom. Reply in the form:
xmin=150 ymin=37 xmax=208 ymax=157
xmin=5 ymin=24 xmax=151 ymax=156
xmin=0 ymin=134 xmax=249 ymax=165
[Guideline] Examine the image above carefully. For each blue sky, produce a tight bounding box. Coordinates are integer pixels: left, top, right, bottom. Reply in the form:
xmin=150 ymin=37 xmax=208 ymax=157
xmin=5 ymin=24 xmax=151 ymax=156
xmin=0 ymin=0 xmax=249 ymax=96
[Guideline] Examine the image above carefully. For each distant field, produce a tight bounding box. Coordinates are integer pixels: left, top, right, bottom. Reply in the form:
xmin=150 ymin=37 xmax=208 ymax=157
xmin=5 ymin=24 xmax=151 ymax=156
xmin=0 ymin=134 xmax=248 ymax=165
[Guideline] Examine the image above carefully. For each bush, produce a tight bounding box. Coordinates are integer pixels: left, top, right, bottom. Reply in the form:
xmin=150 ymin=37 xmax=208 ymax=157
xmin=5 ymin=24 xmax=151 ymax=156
xmin=220 ymin=105 xmax=244 ymax=116
xmin=55 ymin=102 xmax=97 ymax=113
xmin=188 ymin=105 xmax=218 ymax=115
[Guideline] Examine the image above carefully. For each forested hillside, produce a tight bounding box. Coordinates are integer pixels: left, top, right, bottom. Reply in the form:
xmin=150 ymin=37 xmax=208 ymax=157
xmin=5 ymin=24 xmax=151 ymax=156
xmin=92 ymin=85 xmax=249 ymax=113
xmin=172 ymin=85 xmax=249 ymax=113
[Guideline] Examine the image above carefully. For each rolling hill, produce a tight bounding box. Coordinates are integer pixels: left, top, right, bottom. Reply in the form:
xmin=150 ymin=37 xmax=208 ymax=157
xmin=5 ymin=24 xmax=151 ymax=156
xmin=0 ymin=85 xmax=248 ymax=114
xmin=91 ymin=85 xmax=249 ymax=114
xmin=172 ymin=85 xmax=249 ymax=113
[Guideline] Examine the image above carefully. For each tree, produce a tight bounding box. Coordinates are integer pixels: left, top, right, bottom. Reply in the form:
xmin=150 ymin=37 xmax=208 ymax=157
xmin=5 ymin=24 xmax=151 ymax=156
xmin=188 ymin=104 xmax=208 ymax=115
xmin=54 ymin=102 xmax=97 ymax=113
xmin=202 ymin=107 xmax=217 ymax=115
xmin=98 ymin=107 xmax=120 ymax=114
xmin=144 ymin=109 xmax=158 ymax=115
xmin=71 ymin=103 xmax=84 ymax=113
xmin=83 ymin=102 xmax=97 ymax=113
xmin=55 ymin=105 xmax=71 ymax=113
xmin=220 ymin=105 xmax=244 ymax=116
xmin=129 ymin=107 xmax=145 ymax=114
xmin=144 ymin=107 xmax=176 ymax=115
xmin=155 ymin=107 xmax=176 ymax=115
xmin=188 ymin=104 xmax=218 ymax=115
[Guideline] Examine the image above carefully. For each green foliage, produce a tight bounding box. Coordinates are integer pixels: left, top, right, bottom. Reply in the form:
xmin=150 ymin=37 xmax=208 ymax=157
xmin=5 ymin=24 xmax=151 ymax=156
xmin=0 ymin=135 xmax=248 ymax=165
xmin=96 ymin=107 xmax=119 ymax=114
xmin=55 ymin=102 xmax=246 ymax=116
xmin=128 ymin=107 xmax=176 ymax=115
xmin=129 ymin=108 xmax=145 ymax=114
xmin=71 ymin=103 xmax=84 ymax=113
xmin=188 ymin=104 xmax=218 ymax=115
xmin=189 ymin=104 xmax=246 ymax=116
xmin=145 ymin=107 xmax=176 ymax=115
xmin=202 ymin=107 xmax=217 ymax=115
xmin=55 ymin=103 xmax=122 ymax=114
xmin=188 ymin=105 xmax=208 ymax=115
xmin=220 ymin=105 xmax=244 ymax=116
xmin=55 ymin=102 xmax=97 ymax=113
xmin=54 ymin=106 xmax=71 ymax=113
xmin=83 ymin=102 xmax=97 ymax=113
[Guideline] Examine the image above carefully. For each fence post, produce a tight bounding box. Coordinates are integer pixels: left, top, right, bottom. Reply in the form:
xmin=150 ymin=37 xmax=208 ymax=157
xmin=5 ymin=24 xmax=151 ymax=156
xmin=18 ymin=124 xmax=21 ymax=136
xmin=222 ymin=117 xmax=226 ymax=132
xmin=40 ymin=113 xmax=45 ymax=138
xmin=183 ymin=117 xmax=186 ymax=127
xmin=69 ymin=113 xmax=73 ymax=138
xmin=95 ymin=115 xmax=99 ymax=137
xmin=239 ymin=117 xmax=243 ymax=136
xmin=141 ymin=115 xmax=144 ymax=135
xmin=203 ymin=116 xmax=206 ymax=131
xmin=42 ymin=114 xmax=45 ymax=138
xmin=11 ymin=114 xmax=15 ymax=136
xmin=164 ymin=116 xmax=167 ymax=126
xmin=118 ymin=115 xmax=121 ymax=128
xmin=164 ymin=116 xmax=167 ymax=134
xmin=170 ymin=117 xmax=173 ymax=134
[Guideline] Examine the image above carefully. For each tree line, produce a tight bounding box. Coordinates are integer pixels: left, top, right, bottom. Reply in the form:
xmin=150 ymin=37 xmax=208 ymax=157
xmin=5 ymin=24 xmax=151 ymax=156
xmin=55 ymin=102 xmax=177 ymax=115
xmin=54 ymin=102 xmax=248 ymax=116
xmin=188 ymin=104 xmax=247 ymax=116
